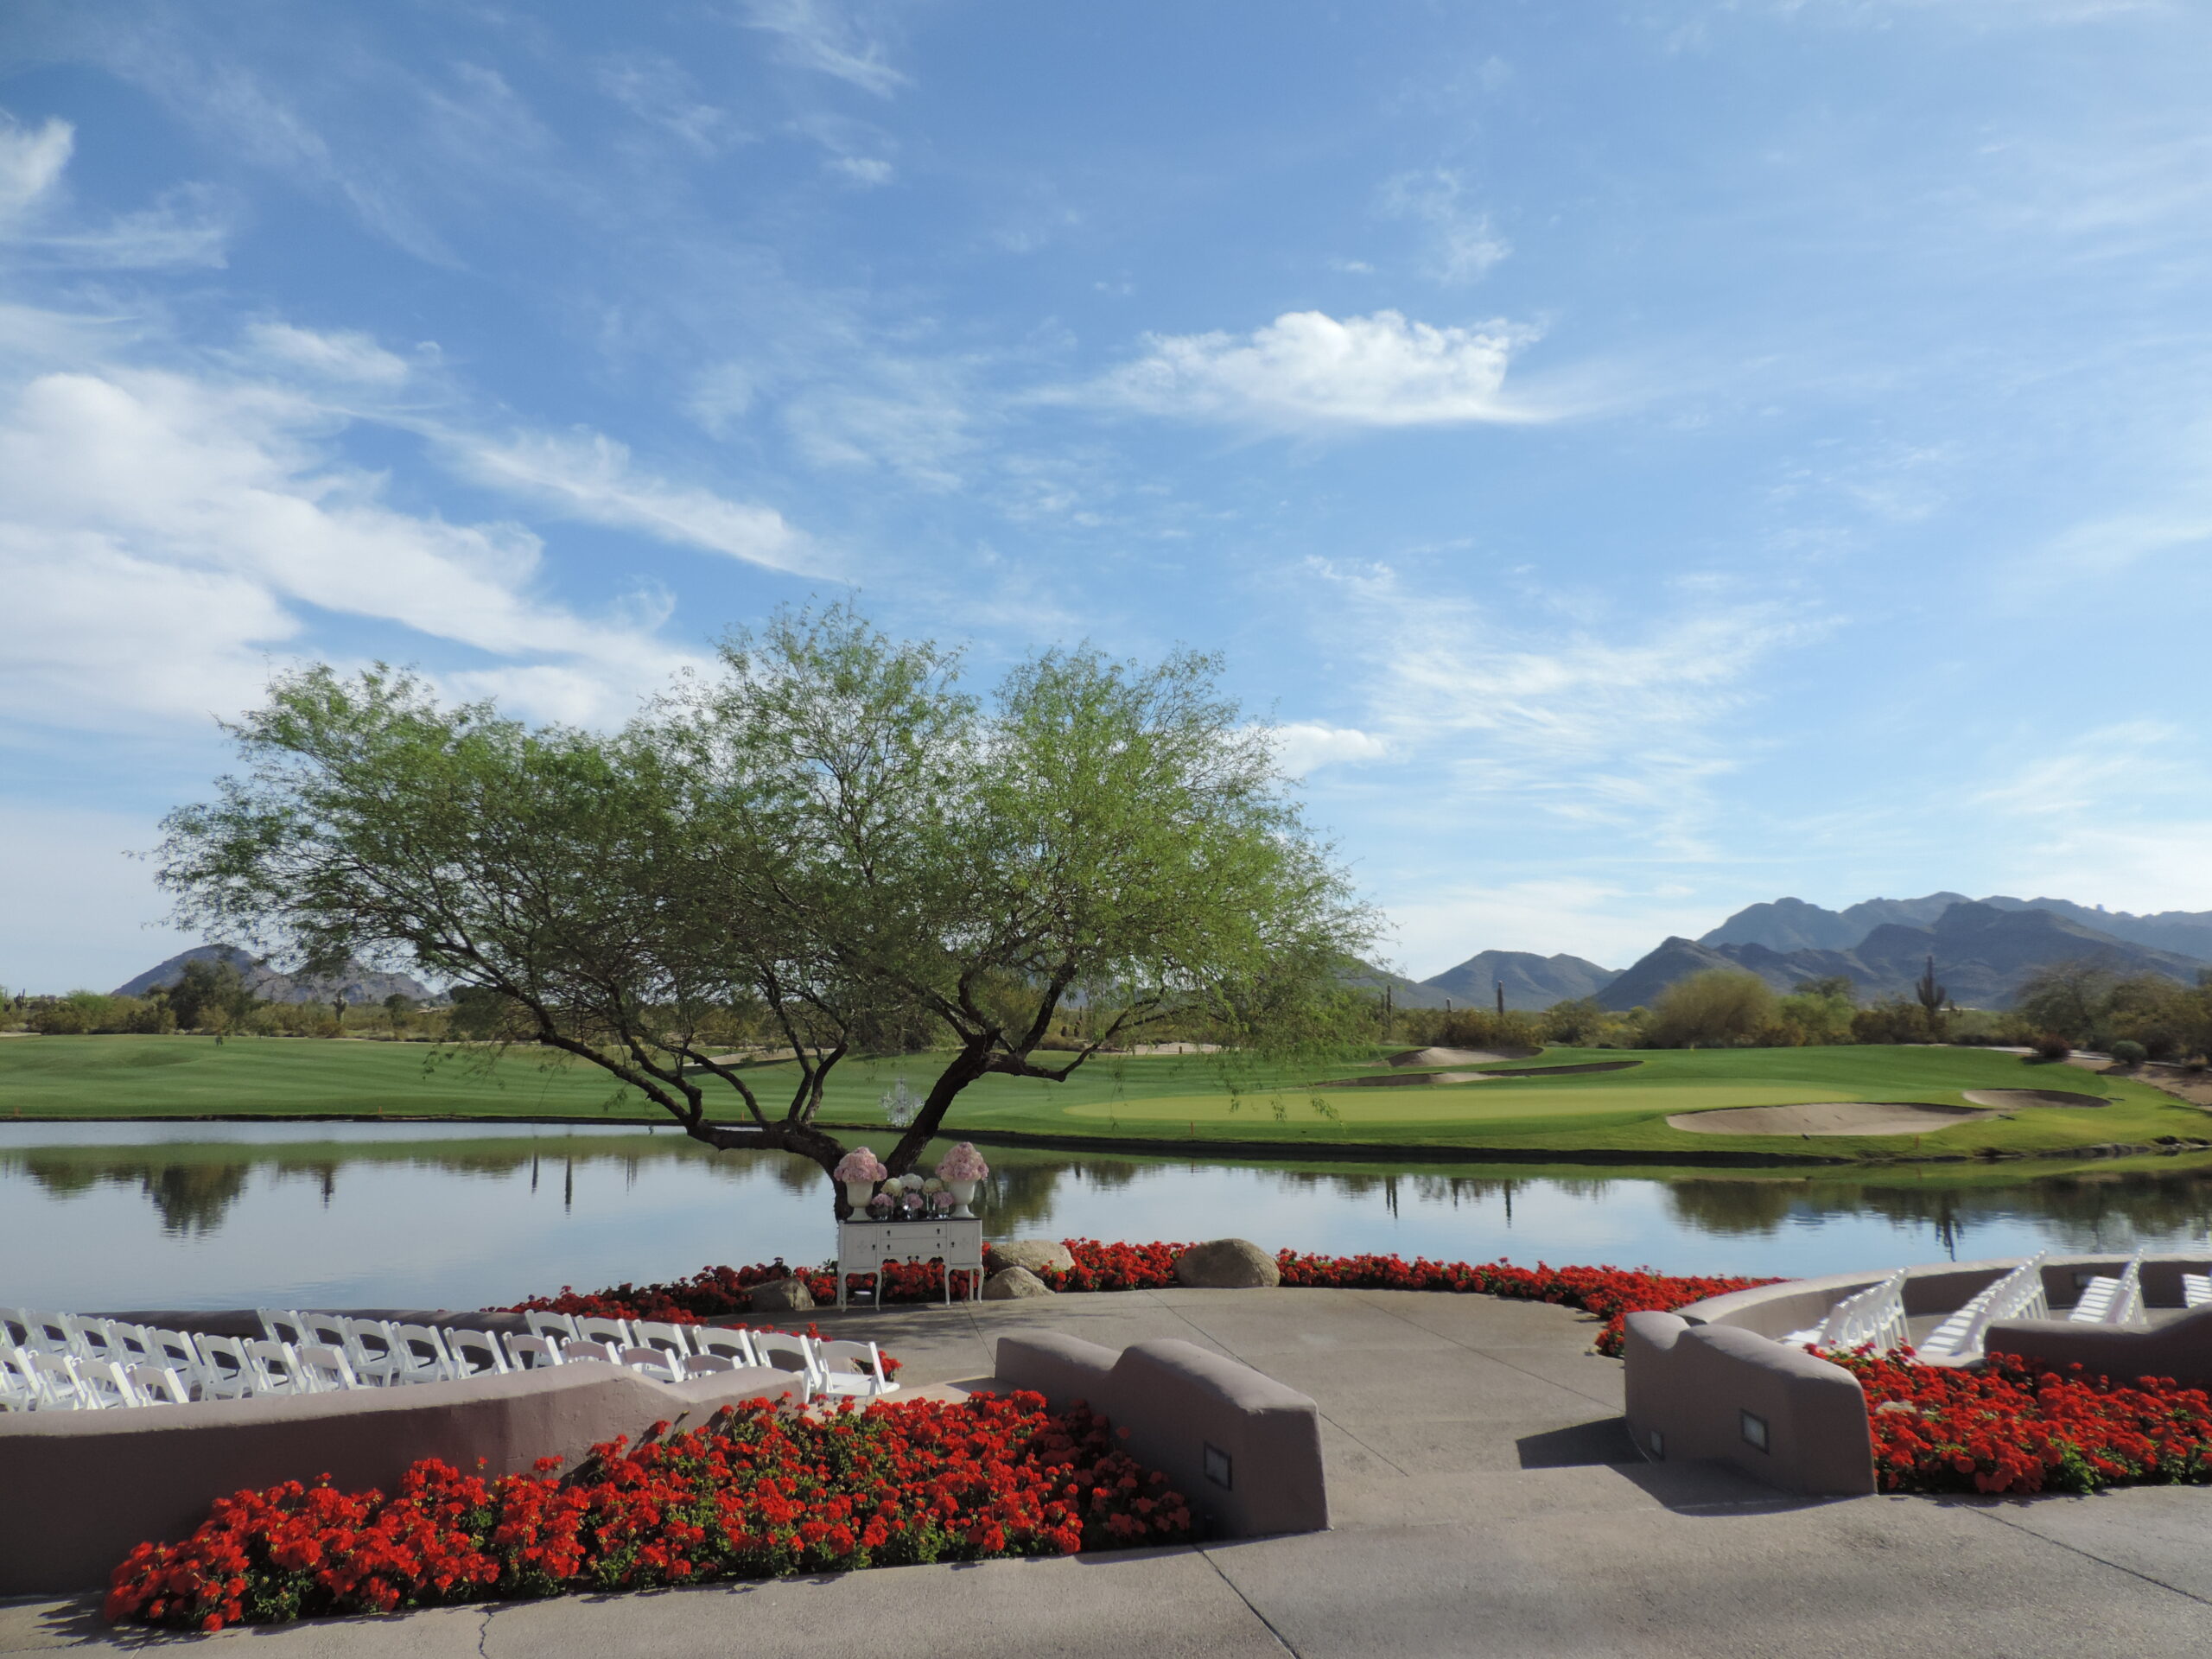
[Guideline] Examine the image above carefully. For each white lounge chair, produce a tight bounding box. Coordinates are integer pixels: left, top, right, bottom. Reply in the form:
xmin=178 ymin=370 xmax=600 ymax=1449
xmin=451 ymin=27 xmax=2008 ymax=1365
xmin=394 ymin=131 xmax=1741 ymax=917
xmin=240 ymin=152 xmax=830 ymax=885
xmin=813 ymin=1339 xmax=896 ymax=1398
xmin=2069 ymin=1255 xmax=2145 ymax=1325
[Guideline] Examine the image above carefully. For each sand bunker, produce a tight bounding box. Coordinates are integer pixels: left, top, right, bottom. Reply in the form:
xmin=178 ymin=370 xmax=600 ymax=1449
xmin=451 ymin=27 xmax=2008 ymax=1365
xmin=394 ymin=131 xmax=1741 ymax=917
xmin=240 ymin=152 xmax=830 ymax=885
xmin=1667 ymin=1101 xmax=1998 ymax=1137
xmin=1961 ymin=1089 xmax=2110 ymax=1110
xmin=1319 ymin=1070 xmax=1494 ymax=1088
xmin=1479 ymin=1059 xmax=1643 ymax=1077
xmin=1385 ymin=1046 xmax=1541 ymax=1068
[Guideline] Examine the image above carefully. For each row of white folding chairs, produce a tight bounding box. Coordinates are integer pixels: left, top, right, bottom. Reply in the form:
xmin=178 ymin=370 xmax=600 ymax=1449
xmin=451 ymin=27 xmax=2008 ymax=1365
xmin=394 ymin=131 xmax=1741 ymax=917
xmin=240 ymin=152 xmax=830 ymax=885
xmin=2068 ymin=1254 xmax=2145 ymax=1325
xmin=0 ymin=1333 xmax=357 ymax=1413
xmin=512 ymin=1311 xmax=893 ymax=1400
xmin=1783 ymin=1269 xmax=1910 ymax=1353
xmin=2183 ymin=1272 xmax=2212 ymax=1310
xmin=1916 ymin=1252 xmax=2051 ymax=1361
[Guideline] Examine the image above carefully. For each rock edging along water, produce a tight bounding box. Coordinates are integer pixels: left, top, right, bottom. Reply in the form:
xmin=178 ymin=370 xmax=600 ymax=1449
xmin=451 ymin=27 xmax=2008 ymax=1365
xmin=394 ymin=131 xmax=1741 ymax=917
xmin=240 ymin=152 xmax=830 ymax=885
xmin=22 ymin=1114 xmax=2211 ymax=1168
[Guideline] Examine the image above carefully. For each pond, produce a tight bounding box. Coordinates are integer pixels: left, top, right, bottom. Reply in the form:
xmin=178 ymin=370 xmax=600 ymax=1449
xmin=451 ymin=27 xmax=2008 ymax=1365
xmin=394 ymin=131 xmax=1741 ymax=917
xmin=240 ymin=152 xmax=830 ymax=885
xmin=4 ymin=1122 xmax=2212 ymax=1313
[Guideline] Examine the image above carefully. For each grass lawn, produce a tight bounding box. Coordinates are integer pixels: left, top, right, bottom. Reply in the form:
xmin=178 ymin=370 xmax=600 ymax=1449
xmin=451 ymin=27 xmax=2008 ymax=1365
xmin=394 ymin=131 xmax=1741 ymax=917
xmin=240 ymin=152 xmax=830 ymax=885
xmin=3 ymin=1035 xmax=2203 ymax=1164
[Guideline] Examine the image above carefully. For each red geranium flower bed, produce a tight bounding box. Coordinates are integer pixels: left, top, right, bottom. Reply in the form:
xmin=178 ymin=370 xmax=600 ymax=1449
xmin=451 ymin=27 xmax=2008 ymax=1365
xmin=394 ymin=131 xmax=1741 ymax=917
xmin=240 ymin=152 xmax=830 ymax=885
xmin=105 ymin=1392 xmax=1190 ymax=1631
xmin=508 ymin=1241 xmax=1775 ymax=1359
xmin=1835 ymin=1349 xmax=2212 ymax=1496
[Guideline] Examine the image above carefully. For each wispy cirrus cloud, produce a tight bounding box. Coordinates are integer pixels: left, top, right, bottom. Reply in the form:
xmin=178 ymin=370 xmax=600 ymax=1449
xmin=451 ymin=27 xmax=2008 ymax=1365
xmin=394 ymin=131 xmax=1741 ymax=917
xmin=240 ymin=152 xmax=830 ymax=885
xmin=738 ymin=0 xmax=908 ymax=97
xmin=1380 ymin=169 xmax=1510 ymax=283
xmin=1078 ymin=309 xmax=1555 ymax=431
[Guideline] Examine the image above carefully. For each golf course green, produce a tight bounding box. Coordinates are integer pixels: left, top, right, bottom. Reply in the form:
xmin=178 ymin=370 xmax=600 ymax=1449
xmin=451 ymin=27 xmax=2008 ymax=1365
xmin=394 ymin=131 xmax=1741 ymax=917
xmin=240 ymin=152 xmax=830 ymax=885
xmin=1 ymin=1034 xmax=2202 ymax=1166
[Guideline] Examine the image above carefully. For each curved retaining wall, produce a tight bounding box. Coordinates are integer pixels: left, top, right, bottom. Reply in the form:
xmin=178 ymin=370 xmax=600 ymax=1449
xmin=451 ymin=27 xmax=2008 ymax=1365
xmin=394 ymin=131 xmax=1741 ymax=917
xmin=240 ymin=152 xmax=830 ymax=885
xmin=1624 ymin=1252 xmax=2212 ymax=1498
xmin=0 ymin=1343 xmax=801 ymax=1597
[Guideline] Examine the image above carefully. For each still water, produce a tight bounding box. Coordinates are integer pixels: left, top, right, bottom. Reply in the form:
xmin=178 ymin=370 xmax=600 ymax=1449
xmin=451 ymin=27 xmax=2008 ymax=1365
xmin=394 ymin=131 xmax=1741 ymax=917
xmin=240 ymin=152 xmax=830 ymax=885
xmin=5 ymin=1122 xmax=2212 ymax=1312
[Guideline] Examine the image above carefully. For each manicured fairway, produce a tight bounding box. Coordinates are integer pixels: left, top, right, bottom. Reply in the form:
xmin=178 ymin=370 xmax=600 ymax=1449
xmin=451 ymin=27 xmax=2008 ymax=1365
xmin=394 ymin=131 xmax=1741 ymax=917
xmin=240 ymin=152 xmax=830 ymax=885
xmin=1 ymin=1034 xmax=2201 ymax=1162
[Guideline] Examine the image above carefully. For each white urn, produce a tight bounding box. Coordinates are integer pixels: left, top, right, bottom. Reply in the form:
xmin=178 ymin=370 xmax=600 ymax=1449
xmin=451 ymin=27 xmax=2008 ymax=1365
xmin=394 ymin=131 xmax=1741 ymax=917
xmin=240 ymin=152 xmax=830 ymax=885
xmin=842 ymin=1179 xmax=874 ymax=1211
xmin=945 ymin=1179 xmax=979 ymax=1218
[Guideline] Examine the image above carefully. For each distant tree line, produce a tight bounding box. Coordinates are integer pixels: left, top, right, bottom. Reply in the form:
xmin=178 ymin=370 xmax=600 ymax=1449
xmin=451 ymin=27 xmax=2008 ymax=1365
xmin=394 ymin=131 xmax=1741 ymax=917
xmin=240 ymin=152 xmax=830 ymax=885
xmin=1368 ymin=958 xmax=2212 ymax=1063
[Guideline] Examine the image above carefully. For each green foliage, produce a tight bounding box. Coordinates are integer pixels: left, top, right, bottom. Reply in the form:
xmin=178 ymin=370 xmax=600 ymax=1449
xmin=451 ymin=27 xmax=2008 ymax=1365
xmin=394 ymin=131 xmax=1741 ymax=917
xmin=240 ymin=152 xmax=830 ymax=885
xmin=1774 ymin=986 xmax=1854 ymax=1046
xmin=157 ymin=607 xmax=1370 ymax=1180
xmin=1851 ymin=998 xmax=1932 ymax=1045
xmin=2107 ymin=1039 xmax=2147 ymax=1066
xmin=1646 ymin=969 xmax=1777 ymax=1048
xmin=1539 ymin=997 xmax=1606 ymax=1046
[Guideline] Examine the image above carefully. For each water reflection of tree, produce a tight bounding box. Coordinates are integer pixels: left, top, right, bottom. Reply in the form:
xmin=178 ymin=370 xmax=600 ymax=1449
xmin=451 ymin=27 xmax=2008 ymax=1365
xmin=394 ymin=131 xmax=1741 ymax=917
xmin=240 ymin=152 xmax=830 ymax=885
xmin=20 ymin=1156 xmax=252 ymax=1236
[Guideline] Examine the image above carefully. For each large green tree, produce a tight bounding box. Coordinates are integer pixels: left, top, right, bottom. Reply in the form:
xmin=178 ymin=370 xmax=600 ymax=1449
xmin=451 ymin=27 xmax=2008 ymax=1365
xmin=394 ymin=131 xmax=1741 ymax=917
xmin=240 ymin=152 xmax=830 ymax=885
xmin=159 ymin=607 xmax=1370 ymax=1204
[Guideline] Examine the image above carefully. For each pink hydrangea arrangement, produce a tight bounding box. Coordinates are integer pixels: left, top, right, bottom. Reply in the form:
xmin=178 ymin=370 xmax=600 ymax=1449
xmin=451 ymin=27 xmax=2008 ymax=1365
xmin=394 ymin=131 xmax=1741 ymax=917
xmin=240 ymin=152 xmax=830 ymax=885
xmin=833 ymin=1147 xmax=887 ymax=1184
xmin=937 ymin=1143 xmax=989 ymax=1182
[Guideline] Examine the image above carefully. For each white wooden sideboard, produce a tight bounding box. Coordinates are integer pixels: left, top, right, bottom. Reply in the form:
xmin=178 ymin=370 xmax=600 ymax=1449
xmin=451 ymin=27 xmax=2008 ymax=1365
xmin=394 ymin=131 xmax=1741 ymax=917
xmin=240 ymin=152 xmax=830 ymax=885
xmin=836 ymin=1217 xmax=984 ymax=1308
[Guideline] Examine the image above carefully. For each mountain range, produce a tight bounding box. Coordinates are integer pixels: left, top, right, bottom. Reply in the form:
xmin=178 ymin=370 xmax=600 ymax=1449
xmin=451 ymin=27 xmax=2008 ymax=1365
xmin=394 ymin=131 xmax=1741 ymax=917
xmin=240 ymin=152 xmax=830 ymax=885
xmin=112 ymin=946 xmax=439 ymax=1007
xmin=1380 ymin=891 xmax=2212 ymax=1014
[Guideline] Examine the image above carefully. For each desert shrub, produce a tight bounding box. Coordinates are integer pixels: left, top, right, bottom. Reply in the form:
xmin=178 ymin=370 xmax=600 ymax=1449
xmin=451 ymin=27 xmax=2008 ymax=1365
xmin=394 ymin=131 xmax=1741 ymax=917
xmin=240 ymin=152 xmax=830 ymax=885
xmin=1775 ymin=987 xmax=1853 ymax=1046
xmin=2108 ymin=1039 xmax=2147 ymax=1066
xmin=1539 ymin=997 xmax=1605 ymax=1046
xmin=2032 ymin=1033 xmax=2072 ymax=1062
xmin=1647 ymin=970 xmax=1777 ymax=1048
xmin=1427 ymin=1007 xmax=1543 ymax=1051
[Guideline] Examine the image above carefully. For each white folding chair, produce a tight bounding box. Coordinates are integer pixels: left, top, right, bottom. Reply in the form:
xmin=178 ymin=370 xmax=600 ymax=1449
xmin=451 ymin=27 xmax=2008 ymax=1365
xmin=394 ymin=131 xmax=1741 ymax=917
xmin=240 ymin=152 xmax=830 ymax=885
xmin=296 ymin=1344 xmax=360 ymax=1392
xmin=76 ymin=1357 xmax=143 ymax=1409
xmin=194 ymin=1333 xmax=259 ymax=1399
xmin=1 ymin=1348 xmax=42 ymax=1411
xmin=558 ymin=1338 xmax=620 ymax=1365
xmin=811 ymin=1339 xmax=896 ymax=1397
xmin=246 ymin=1339 xmax=313 ymax=1395
xmin=73 ymin=1319 xmax=130 ymax=1365
xmin=102 ymin=1322 xmax=158 ymax=1364
xmin=504 ymin=1332 xmax=564 ymax=1370
xmin=2069 ymin=1255 xmax=2144 ymax=1325
xmin=27 ymin=1351 xmax=93 ymax=1409
xmin=2184 ymin=1272 xmax=2212 ymax=1310
xmin=338 ymin=1319 xmax=409 ymax=1386
xmin=524 ymin=1312 xmax=582 ymax=1344
xmin=630 ymin=1321 xmax=694 ymax=1363
xmin=257 ymin=1309 xmax=313 ymax=1348
xmin=14 ymin=1312 xmax=78 ymax=1356
xmin=574 ymin=1316 xmax=633 ymax=1349
xmin=389 ymin=1324 xmax=461 ymax=1384
xmin=0 ymin=1310 xmax=32 ymax=1351
xmin=748 ymin=1332 xmax=819 ymax=1400
xmin=445 ymin=1328 xmax=511 ymax=1378
xmin=690 ymin=1327 xmax=759 ymax=1367
xmin=148 ymin=1328 xmax=210 ymax=1398
xmin=303 ymin=1313 xmax=357 ymax=1353
xmin=619 ymin=1344 xmax=683 ymax=1383
xmin=682 ymin=1352 xmax=737 ymax=1376
xmin=128 ymin=1363 xmax=194 ymax=1406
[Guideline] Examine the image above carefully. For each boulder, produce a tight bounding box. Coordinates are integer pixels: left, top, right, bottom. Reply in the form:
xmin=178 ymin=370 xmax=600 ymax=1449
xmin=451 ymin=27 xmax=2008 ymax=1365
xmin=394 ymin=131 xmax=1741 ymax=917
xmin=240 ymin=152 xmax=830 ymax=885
xmin=748 ymin=1276 xmax=817 ymax=1313
xmin=982 ymin=1267 xmax=1055 ymax=1300
xmin=1174 ymin=1238 xmax=1281 ymax=1290
xmin=985 ymin=1239 xmax=1076 ymax=1277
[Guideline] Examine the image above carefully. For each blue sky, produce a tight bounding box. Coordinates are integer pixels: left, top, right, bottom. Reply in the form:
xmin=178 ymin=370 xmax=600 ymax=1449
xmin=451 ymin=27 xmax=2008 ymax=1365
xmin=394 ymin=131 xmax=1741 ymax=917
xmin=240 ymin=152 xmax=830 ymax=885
xmin=3 ymin=0 xmax=2209 ymax=993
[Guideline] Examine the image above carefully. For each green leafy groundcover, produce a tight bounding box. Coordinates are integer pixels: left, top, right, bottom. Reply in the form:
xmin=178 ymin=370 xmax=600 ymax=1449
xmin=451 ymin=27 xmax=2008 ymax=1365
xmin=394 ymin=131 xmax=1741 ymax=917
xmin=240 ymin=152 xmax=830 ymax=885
xmin=505 ymin=1239 xmax=1778 ymax=1358
xmin=107 ymin=1393 xmax=1189 ymax=1631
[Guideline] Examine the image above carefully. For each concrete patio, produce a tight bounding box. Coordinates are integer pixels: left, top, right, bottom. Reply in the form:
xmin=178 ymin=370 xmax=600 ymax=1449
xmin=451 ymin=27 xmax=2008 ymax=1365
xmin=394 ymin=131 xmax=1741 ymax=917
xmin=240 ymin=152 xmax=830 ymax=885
xmin=8 ymin=1287 xmax=2212 ymax=1657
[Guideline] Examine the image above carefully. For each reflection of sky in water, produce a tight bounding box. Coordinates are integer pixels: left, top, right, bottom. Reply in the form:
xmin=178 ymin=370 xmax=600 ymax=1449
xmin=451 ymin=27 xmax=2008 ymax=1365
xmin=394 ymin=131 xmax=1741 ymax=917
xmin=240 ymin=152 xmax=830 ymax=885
xmin=3 ymin=1122 xmax=2211 ymax=1310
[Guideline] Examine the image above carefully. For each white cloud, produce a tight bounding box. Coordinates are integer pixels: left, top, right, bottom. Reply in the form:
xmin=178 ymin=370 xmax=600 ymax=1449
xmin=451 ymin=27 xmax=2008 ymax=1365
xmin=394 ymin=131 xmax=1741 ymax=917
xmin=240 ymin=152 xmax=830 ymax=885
xmin=598 ymin=57 xmax=742 ymax=156
xmin=829 ymin=155 xmax=894 ymax=187
xmin=440 ymin=428 xmax=819 ymax=575
xmin=245 ymin=321 xmax=412 ymax=385
xmin=1085 ymin=309 xmax=1553 ymax=430
xmin=0 ymin=113 xmax=74 ymax=217
xmin=1269 ymin=721 xmax=1392 ymax=775
xmin=1380 ymin=169 xmax=1510 ymax=283
xmin=740 ymin=0 xmax=907 ymax=97
xmin=0 ymin=367 xmax=694 ymax=730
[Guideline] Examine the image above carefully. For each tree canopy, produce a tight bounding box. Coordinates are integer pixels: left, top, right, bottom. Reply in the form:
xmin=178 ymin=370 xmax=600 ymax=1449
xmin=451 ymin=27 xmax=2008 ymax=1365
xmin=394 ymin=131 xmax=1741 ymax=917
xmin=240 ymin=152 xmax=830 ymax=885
xmin=159 ymin=607 xmax=1370 ymax=1196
